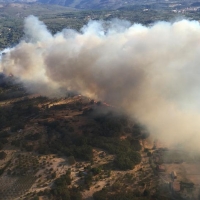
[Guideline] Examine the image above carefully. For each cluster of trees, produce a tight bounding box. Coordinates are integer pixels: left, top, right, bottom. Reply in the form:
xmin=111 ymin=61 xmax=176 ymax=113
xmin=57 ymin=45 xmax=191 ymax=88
xmin=132 ymin=124 xmax=149 ymax=139
xmin=37 ymin=120 xmax=93 ymax=161
xmin=0 ymin=78 xmax=26 ymax=101
xmin=0 ymin=101 xmax=39 ymax=131
xmin=40 ymin=137 xmax=93 ymax=161
xmin=93 ymin=188 xmax=151 ymax=200
xmin=0 ymin=151 xmax=7 ymax=160
xmin=93 ymin=112 xmax=128 ymax=137
xmin=50 ymin=171 xmax=82 ymax=200
xmin=0 ymin=131 xmax=9 ymax=150
xmin=25 ymin=133 xmax=42 ymax=141
xmin=77 ymin=165 xmax=102 ymax=190
xmin=42 ymin=133 xmax=141 ymax=170
xmin=114 ymin=151 xmax=141 ymax=170
xmin=0 ymin=22 xmax=22 ymax=49
xmin=36 ymin=114 xmax=142 ymax=170
xmin=90 ymin=136 xmax=141 ymax=170
xmin=0 ymin=81 xmax=46 ymax=131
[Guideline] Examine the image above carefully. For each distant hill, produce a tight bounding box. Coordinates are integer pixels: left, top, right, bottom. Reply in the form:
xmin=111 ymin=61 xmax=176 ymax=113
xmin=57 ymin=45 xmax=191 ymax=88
xmin=0 ymin=0 xmax=199 ymax=10
xmin=0 ymin=0 xmax=157 ymax=9
xmin=40 ymin=0 xmax=137 ymax=9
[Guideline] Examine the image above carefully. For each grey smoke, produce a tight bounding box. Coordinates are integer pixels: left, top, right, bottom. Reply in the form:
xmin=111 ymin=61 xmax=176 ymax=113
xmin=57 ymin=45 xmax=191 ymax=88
xmin=1 ymin=15 xmax=200 ymax=150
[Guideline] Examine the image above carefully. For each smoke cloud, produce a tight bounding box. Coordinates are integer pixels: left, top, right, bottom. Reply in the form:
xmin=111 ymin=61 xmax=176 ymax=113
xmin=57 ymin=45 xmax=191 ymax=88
xmin=1 ymin=15 xmax=200 ymax=150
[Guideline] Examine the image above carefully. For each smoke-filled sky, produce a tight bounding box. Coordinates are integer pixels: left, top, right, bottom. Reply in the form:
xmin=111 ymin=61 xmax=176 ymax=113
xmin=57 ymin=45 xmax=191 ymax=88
xmin=1 ymin=15 xmax=200 ymax=150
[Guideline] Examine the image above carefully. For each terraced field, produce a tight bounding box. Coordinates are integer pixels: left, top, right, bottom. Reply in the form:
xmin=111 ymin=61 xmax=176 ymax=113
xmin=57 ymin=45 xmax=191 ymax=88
xmin=0 ymin=175 xmax=36 ymax=200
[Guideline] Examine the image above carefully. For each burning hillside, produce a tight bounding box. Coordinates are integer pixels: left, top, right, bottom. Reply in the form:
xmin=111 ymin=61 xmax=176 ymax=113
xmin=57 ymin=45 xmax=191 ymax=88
xmin=1 ymin=16 xmax=200 ymax=150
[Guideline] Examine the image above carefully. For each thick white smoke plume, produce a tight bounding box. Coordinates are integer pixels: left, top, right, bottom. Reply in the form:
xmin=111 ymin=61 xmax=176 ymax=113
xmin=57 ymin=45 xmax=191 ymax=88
xmin=1 ymin=15 xmax=200 ymax=150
